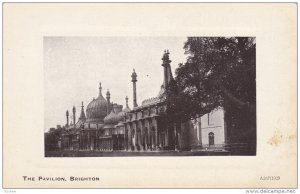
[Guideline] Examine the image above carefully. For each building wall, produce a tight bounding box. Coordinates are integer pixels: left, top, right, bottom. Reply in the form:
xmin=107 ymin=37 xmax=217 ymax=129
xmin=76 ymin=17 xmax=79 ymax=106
xmin=200 ymin=108 xmax=225 ymax=146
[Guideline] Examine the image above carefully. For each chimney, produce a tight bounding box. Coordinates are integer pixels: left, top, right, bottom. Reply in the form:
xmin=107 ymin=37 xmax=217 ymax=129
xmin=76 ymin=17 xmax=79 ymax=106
xmin=131 ymin=69 xmax=138 ymax=107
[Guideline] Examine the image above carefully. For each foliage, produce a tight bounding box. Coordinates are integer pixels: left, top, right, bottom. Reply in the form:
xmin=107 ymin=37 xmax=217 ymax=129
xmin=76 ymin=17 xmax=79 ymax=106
xmin=172 ymin=37 xmax=256 ymax=121
xmin=169 ymin=37 xmax=256 ymax=153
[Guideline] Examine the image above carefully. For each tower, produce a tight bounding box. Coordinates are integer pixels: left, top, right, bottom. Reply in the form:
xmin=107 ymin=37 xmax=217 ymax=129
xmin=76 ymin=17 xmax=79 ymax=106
xmin=161 ymin=50 xmax=173 ymax=90
xmin=106 ymin=89 xmax=111 ymax=115
xmin=125 ymin=96 xmax=129 ymax=108
xmin=66 ymin=110 xmax=69 ymax=127
xmin=72 ymin=106 xmax=76 ymax=127
xmin=131 ymin=69 xmax=138 ymax=107
xmin=162 ymin=50 xmax=175 ymax=149
xmin=99 ymin=82 xmax=102 ymax=97
xmin=78 ymin=101 xmax=86 ymax=122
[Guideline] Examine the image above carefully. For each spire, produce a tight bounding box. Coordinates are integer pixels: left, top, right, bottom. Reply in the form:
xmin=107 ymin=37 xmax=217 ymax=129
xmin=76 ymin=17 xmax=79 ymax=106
xmin=162 ymin=49 xmax=171 ymax=66
xmin=125 ymin=96 xmax=129 ymax=108
xmin=106 ymin=89 xmax=110 ymax=99
xmin=161 ymin=49 xmax=173 ymax=89
xmin=66 ymin=110 xmax=69 ymax=126
xmin=123 ymin=96 xmax=131 ymax=112
xmin=131 ymin=69 xmax=138 ymax=107
xmin=111 ymin=101 xmax=114 ymax=113
xmin=106 ymin=89 xmax=111 ymax=115
xmin=79 ymin=101 xmax=86 ymax=121
xmin=72 ymin=106 xmax=76 ymax=128
xmin=99 ymin=82 xmax=102 ymax=97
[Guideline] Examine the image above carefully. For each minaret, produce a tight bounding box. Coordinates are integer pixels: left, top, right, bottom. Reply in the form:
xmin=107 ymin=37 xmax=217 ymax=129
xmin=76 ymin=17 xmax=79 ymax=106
xmin=79 ymin=101 xmax=86 ymax=122
xmin=125 ymin=96 xmax=129 ymax=109
xmin=99 ymin=82 xmax=103 ymax=97
xmin=161 ymin=50 xmax=173 ymax=89
xmin=66 ymin=110 xmax=69 ymax=126
xmin=72 ymin=106 xmax=76 ymax=127
xmin=131 ymin=69 xmax=138 ymax=107
xmin=106 ymin=89 xmax=111 ymax=115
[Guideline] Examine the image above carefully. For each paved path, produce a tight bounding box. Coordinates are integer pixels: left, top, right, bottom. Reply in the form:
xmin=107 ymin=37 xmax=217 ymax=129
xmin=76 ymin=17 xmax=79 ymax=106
xmin=45 ymin=150 xmax=230 ymax=157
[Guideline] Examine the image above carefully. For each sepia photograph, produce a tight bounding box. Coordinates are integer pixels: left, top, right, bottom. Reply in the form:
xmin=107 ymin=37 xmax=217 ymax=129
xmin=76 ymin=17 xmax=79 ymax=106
xmin=3 ymin=3 xmax=296 ymax=189
xmin=44 ymin=37 xmax=256 ymax=157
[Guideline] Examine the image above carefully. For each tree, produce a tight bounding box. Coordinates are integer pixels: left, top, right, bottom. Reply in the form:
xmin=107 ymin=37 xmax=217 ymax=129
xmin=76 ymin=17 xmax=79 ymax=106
xmin=173 ymin=37 xmax=256 ymax=154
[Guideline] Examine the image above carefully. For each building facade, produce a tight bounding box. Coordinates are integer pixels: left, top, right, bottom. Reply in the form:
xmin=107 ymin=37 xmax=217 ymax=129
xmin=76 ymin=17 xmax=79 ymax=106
xmin=45 ymin=50 xmax=226 ymax=153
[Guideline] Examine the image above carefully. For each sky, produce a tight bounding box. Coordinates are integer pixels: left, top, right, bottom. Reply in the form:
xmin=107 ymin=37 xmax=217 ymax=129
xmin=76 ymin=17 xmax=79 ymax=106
xmin=44 ymin=37 xmax=188 ymax=131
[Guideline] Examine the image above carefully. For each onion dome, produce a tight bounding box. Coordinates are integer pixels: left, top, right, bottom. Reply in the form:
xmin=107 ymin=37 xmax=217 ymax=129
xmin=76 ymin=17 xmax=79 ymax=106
xmin=86 ymin=82 xmax=108 ymax=123
xmin=104 ymin=109 xmax=119 ymax=125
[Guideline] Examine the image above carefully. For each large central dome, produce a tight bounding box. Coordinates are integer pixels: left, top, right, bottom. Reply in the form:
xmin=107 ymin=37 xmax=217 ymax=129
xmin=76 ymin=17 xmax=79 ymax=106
xmin=86 ymin=83 xmax=108 ymax=123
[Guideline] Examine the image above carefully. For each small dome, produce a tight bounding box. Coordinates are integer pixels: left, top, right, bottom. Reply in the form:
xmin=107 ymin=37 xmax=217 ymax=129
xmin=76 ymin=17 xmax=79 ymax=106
xmin=104 ymin=110 xmax=119 ymax=125
xmin=123 ymin=96 xmax=131 ymax=112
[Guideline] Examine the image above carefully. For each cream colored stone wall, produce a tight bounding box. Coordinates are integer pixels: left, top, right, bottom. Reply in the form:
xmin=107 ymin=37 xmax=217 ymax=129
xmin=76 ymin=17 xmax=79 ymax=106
xmin=200 ymin=108 xmax=225 ymax=146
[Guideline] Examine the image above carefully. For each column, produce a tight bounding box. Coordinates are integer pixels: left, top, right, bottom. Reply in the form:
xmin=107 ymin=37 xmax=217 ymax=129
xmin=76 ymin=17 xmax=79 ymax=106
xmin=142 ymin=121 xmax=146 ymax=151
xmin=154 ymin=118 xmax=158 ymax=150
xmin=128 ymin=123 xmax=132 ymax=151
xmin=124 ymin=125 xmax=127 ymax=151
xmin=87 ymin=132 xmax=90 ymax=151
xmin=134 ymin=122 xmax=138 ymax=151
xmin=138 ymin=121 xmax=143 ymax=151
xmin=147 ymin=120 xmax=151 ymax=150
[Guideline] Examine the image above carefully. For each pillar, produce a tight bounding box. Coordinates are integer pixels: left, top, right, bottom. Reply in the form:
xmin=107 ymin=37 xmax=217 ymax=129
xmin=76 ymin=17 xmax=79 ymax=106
xmin=72 ymin=106 xmax=76 ymax=128
xmin=131 ymin=69 xmax=138 ymax=107
xmin=147 ymin=120 xmax=151 ymax=150
xmin=153 ymin=119 xmax=158 ymax=150
xmin=127 ymin=124 xmax=130 ymax=151
xmin=106 ymin=90 xmax=111 ymax=115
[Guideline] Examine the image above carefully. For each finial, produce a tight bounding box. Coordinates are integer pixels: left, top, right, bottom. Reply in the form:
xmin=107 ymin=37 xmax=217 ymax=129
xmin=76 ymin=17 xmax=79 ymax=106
xmin=66 ymin=110 xmax=69 ymax=116
xmin=73 ymin=106 xmax=76 ymax=112
xmin=162 ymin=49 xmax=171 ymax=65
xmin=131 ymin=68 xmax=137 ymax=81
xmin=81 ymin=101 xmax=84 ymax=108
xmin=106 ymin=89 xmax=110 ymax=96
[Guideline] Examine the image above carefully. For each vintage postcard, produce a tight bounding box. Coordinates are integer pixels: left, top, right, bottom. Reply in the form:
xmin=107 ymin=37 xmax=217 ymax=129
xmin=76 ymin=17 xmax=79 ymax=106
xmin=3 ymin=3 xmax=297 ymax=188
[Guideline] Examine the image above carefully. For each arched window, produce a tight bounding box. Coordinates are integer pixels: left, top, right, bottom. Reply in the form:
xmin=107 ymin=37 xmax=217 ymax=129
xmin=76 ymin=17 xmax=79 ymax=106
xmin=208 ymin=132 xmax=214 ymax=146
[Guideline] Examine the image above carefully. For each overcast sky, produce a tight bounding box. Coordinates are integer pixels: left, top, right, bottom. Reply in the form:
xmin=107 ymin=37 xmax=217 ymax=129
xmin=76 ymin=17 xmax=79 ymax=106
xmin=44 ymin=37 xmax=187 ymax=130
